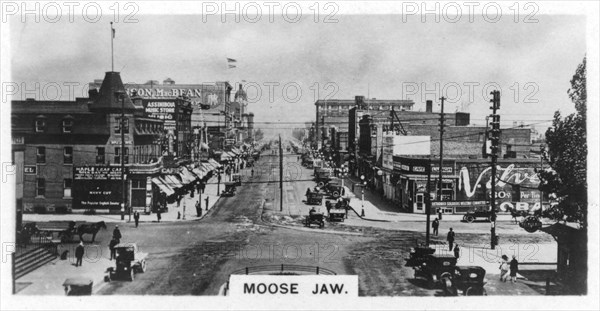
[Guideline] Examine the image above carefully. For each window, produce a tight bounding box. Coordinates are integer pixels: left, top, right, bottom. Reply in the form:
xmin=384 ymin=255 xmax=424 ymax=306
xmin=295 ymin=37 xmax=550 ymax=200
xmin=131 ymin=180 xmax=145 ymax=189
xmin=115 ymin=147 xmax=129 ymax=164
xmin=35 ymin=119 xmax=46 ymax=132
xmin=64 ymin=147 xmax=73 ymax=164
xmin=36 ymin=178 xmax=45 ymax=197
xmin=96 ymin=147 xmax=105 ymax=164
xmin=63 ymin=179 xmax=72 ymax=198
xmin=62 ymin=119 xmax=73 ymax=133
xmin=114 ymin=117 xmax=129 ymax=134
xmin=36 ymin=147 xmax=46 ymax=163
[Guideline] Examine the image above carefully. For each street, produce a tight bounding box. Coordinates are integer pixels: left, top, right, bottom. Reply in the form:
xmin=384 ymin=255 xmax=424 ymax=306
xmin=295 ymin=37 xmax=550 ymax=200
xmin=93 ymin=150 xmax=555 ymax=296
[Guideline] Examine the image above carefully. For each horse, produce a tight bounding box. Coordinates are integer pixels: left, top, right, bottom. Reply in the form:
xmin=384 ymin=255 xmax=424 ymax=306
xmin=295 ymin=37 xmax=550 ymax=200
xmin=17 ymin=222 xmax=39 ymax=245
xmin=77 ymin=221 xmax=107 ymax=243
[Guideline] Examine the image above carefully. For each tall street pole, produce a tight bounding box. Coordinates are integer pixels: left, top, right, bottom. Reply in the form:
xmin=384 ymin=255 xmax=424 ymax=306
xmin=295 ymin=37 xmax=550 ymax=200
xmin=116 ymin=91 xmax=127 ymax=222
xmin=279 ymin=135 xmax=283 ymax=212
xmin=425 ymin=157 xmax=432 ymax=246
xmin=437 ymin=96 xmax=446 ymax=220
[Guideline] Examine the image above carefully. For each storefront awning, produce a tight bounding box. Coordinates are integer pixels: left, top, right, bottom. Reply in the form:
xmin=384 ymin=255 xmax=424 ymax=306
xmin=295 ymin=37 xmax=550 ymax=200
xmin=209 ymin=159 xmax=222 ymax=168
xmin=192 ymin=168 xmax=206 ymax=179
xmin=152 ymin=177 xmax=175 ymax=196
xmin=230 ymin=148 xmax=241 ymax=155
xmin=201 ymin=162 xmax=215 ymax=171
xmin=179 ymin=168 xmax=198 ymax=184
xmin=220 ymin=153 xmax=232 ymax=161
xmin=163 ymin=175 xmax=184 ymax=189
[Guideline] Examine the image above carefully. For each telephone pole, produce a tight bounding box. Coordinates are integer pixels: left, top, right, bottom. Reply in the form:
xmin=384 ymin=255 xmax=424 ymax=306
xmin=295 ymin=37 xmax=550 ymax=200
xmin=425 ymin=157 xmax=432 ymax=246
xmin=279 ymin=135 xmax=283 ymax=212
xmin=437 ymin=96 xmax=446 ymax=220
xmin=489 ymin=90 xmax=501 ymax=249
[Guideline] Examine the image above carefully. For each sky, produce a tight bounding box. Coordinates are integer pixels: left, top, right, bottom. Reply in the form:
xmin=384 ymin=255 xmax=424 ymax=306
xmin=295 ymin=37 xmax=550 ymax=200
xmin=6 ymin=3 xmax=587 ymax=133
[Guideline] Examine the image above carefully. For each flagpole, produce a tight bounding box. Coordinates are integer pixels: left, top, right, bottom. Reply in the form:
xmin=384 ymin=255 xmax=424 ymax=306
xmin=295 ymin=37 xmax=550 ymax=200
xmin=110 ymin=22 xmax=114 ymax=72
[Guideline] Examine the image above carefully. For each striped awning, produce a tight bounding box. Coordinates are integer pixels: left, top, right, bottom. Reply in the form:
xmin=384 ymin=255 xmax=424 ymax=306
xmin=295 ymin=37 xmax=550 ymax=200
xmin=209 ymin=158 xmax=222 ymax=168
xmin=179 ymin=168 xmax=197 ymax=184
xmin=201 ymin=162 xmax=215 ymax=171
xmin=152 ymin=177 xmax=175 ymax=196
xmin=192 ymin=168 xmax=205 ymax=179
xmin=230 ymin=148 xmax=241 ymax=155
xmin=163 ymin=175 xmax=184 ymax=189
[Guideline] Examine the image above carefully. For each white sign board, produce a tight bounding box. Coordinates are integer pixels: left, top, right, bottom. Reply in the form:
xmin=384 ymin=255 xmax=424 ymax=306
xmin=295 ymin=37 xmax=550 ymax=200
xmin=228 ymin=275 xmax=358 ymax=297
xmin=393 ymin=136 xmax=431 ymax=156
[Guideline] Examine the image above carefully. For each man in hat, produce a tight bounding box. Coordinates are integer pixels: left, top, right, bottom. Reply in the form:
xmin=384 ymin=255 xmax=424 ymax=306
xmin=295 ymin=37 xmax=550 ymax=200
xmin=446 ymin=228 xmax=455 ymax=251
xmin=134 ymin=211 xmax=140 ymax=228
xmin=75 ymin=242 xmax=85 ymax=267
xmin=113 ymin=225 xmax=122 ymax=244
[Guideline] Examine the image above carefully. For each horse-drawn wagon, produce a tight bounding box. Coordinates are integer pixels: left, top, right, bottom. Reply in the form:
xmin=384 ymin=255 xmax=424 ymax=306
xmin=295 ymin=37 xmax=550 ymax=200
xmin=32 ymin=221 xmax=107 ymax=243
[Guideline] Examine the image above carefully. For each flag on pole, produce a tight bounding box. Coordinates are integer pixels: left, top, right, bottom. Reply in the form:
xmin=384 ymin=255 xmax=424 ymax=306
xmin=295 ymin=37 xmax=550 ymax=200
xmin=227 ymin=58 xmax=237 ymax=63
xmin=228 ymin=65 xmax=237 ymax=69
xmin=111 ymin=22 xmax=115 ymax=38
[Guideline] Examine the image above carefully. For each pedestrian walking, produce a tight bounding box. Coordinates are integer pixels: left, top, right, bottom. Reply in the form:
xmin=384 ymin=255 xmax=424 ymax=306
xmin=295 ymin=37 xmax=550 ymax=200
xmin=177 ymin=194 xmax=182 ymax=207
xmin=432 ymin=218 xmax=439 ymax=236
xmin=75 ymin=242 xmax=84 ymax=267
xmin=134 ymin=211 xmax=140 ymax=228
xmin=112 ymin=225 xmax=122 ymax=244
xmin=196 ymin=200 xmax=202 ymax=217
xmin=446 ymin=228 xmax=455 ymax=251
xmin=201 ymin=182 xmax=206 ymax=194
xmin=251 ymin=168 xmax=254 ymax=177
xmin=499 ymin=255 xmax=510 ymax=282
xmin=157 ymin=210 xmax=162 ymax=222
xmin=453 ymin=243 xmax=460 ymax=259
xmin=109 ymin=238 xmax=118 ymax=260
xmin=510 ymin=255 xmax=519 ymax=283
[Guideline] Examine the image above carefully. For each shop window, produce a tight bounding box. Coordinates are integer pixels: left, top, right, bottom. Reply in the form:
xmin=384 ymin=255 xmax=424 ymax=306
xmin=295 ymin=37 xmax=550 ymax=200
xmin=64 ymin=146 xmax=73 ymax=164
xmin=36 ymin=146 xmax=46 ymax=163
xmin=63 ymin=179 xmax=72 ymax=198
xmin=131 ymin=180 xmax=145 ymax=189
xmin=96 ymin=147 xmax=105 ymax=164
xmin=35 ymin=119 xmax=46 ymax=133
xmin=62 ymin=119 xmax=73 ymax=133
xmin=36 ymin=178 xmax=45 ymax=197
xmin=415 ymin=193 xmax=424 ymax=211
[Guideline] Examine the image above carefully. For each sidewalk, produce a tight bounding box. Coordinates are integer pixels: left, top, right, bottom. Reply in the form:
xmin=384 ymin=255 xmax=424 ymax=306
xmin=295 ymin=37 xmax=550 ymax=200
xmin=23 ymin=176 xmax=222 ymax=224
xmin=342 ymin=175 xmax=517 ymax=223
xmin=15 ymin=252 xmax=111 ymax=295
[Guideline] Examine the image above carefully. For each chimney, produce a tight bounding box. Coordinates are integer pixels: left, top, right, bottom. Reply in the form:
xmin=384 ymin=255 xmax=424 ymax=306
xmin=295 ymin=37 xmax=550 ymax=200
xmin=426 ymin=100 xmax=433 ymax=113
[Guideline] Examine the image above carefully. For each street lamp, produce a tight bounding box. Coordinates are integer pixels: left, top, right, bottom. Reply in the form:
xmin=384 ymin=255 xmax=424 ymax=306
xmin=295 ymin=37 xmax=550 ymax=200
xmin=360 ymin=175 xmax=367 ymax=217
xmin=115 ymin=90 xmax=128 ymax=222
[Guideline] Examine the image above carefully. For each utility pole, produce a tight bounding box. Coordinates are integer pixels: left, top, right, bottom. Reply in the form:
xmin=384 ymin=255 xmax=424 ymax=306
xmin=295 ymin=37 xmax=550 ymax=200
xmin=425 ymin=157 xmax=432 ymax=246
xmin=437 ymin=96 xmax=446 ymax=220
xmin=321 ymin=116 xmax=325 ymax=151
xmin=115 ymin=91 xmax=128 ymax=222
xmin=279 ymin=135 xmax=283 ymax=212
xmin=489 ymin=90 xmax=501 ymax=249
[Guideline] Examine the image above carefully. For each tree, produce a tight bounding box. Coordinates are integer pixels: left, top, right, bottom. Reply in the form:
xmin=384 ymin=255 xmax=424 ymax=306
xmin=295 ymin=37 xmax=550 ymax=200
xmin=538 ymin=57 xmax=587 ymax=228
xmin=254 ymin=128 xmax=264 ymax=141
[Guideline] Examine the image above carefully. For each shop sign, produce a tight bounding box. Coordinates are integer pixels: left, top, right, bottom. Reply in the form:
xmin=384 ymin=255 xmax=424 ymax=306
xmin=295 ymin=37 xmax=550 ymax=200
xmin=12 ymin=136 xmax=24 ymax=144
xmin=74 ymin=166 xmax=124 ymax=180
xmin=24 ymin=165 xmax=37 ymax=175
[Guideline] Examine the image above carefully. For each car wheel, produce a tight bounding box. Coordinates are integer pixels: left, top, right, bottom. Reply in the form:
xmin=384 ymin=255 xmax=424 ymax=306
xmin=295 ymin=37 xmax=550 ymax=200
xmin=129 ymin=269 xmax=135 ymax=281
xmin=466 ymin=215 xmax=475 ymax=223
xmin=465 ymin=286 xmax=484 ymax=296
xmin=332 ymin=191 xmax=340 ymax=198
xmin=140 ymin=260 xmax=146 ymax=273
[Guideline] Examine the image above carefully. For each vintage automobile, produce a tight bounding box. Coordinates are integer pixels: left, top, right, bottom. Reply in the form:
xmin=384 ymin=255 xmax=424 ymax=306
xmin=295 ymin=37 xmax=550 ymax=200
xmin=106 ymin=243 xmax=147 ymax=281
xmin=323 ymin=179 xmax=344 ymax=198
xmin=327 ymin=208 xmax=346 ymax=222
xmin=63 ymin=277 xmax=93 ymax=296
xmin=314 ymin=168 xmax=333 ymax=187
xmin=221 ymin=182 xmax=237 ymax=197
xmin=405 ymin=245 xmax=436 ymax=267
xmin=231 ymin=174 xmax=242 ymax=186
xmin=304 ymin=212 xmax=325 ymax=228
xmin=412 ymin=253 xmax=458 ymax=289
xmin=306 ymin=191 xmax=325 ymax=205
xmin=441 ymin=266 xmax=487 ymax=296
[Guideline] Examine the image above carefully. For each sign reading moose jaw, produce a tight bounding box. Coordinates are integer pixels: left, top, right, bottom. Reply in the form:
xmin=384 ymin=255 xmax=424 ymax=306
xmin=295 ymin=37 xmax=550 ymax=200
xmin=456 ymin=160 xmax=547 ymax=214
xmin=72 ymin=167 xmax=126 ymax=210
